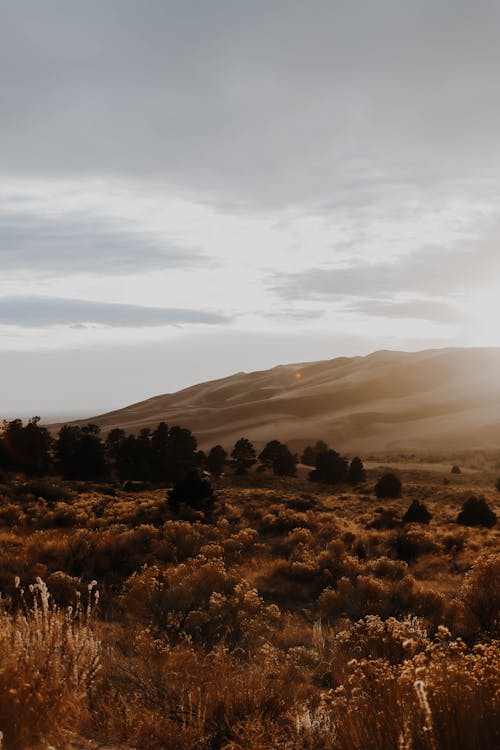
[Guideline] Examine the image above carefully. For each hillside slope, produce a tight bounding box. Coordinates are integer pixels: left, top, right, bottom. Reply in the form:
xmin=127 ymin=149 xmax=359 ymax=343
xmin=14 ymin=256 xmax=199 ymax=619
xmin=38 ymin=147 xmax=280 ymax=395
xmin=64 ymin=348 xmax=500 ymax=453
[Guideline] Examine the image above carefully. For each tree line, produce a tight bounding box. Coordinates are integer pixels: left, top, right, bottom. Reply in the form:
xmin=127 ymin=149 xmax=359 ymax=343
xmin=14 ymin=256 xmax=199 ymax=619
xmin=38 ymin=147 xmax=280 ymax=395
xmin=0 ymin=417 xmax=367 ymax=485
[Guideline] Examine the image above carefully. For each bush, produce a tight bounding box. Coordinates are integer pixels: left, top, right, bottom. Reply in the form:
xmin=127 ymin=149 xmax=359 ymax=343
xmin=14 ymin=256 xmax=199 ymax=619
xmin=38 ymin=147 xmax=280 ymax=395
xmin=318 ymin=572 xmax=444 ymax=622
xmin=14 ymin=481 xmax=72 ymax=504
xmin=348 ymin=456 xmax=367 ymax=484
xmin=325 ymin=639 xmax=499 ymax=750
xmin=122 ymin=558 xmax=280 ymax=648
xmin=403 ymin=499 xmax=432 ymax=524
xmin=451 ymin=464 xmax=461 ymax=474
xmin=331 ymin=615 xmax=428 ymax=670
xmin=0 ymin=579 xmax=99 ymax=748
xmin=367 ymin=508 xmax=400 ymax=530
xmin=393 ymin=529 xmax=438 ymax=562
xmin=460 ymin=552 xmax=500 ymax=632
xmin=457 ymin=496 xmax=497 ymax=528
xmin=374 ymin=473 xmax=402 ymax=499
xmin=167 ymin=470 xmax=215 ymax=516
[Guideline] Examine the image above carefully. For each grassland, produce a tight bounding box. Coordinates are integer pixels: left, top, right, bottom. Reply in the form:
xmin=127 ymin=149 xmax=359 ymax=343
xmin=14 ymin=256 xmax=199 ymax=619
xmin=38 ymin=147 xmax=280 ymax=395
xmin=0 ymin=461 xmax=497 ymax=749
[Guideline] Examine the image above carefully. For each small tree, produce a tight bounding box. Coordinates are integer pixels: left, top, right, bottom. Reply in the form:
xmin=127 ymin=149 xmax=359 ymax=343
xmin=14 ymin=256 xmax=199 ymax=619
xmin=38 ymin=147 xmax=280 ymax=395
xmin=301 ymin=440 xmax=328 ymax=466
xmin=167 ymin=469 xmax=215 ymax=515
xmin=451 ymin=464 xmax=461 ymax=475
xmin=258 ymin=440 xmax=283 ymax=470
xmin=150 ymin=421 xmax=170 ymax=480
xmin=457 ymin=496 xmax=496 ymax=528
xmin=55 ymin=424 xmax=107 ymax=480
xmin=230 ymin=438 xmax=256 ymax=474
xmin=206 ymin=445 xmax=227 ymax=477
xmin=348 ymin=456 xmax=367 ymax=484
xmin=258 ymin=440 xmax=297 ymax=476
xmin=403 ymin=499 xmax=432 ymax=524
xmin=166 ymin=425 xmax=197 ymax=482
xmin=0 ymin=417 xmax=53 ymax=475
xmin=272 ymin=444 xmax=297 ymax=477
xmin=374 ymin=472 xmax=402 ymax=499
xmin=309 ymin=449 xmax=349 ymax=484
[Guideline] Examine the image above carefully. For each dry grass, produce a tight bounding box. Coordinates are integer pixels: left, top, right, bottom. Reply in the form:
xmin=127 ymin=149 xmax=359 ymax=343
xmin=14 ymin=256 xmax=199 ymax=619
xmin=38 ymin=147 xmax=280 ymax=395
xmin=0 ymin=466 xmax=497 ymax=748
xmin=0 ymin=580 xmax=99 ymax=749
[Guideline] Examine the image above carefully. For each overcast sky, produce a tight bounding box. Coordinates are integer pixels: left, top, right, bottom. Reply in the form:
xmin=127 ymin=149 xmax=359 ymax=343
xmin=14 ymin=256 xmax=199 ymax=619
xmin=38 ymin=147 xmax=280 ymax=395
xmin=2 ymin=1 xmax=500 ymax=417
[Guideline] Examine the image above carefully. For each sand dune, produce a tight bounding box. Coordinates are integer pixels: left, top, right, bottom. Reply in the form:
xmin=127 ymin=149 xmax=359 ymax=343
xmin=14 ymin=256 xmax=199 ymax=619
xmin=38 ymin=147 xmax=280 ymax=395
xmin=63 ymin=347 xmax=500 ymax=453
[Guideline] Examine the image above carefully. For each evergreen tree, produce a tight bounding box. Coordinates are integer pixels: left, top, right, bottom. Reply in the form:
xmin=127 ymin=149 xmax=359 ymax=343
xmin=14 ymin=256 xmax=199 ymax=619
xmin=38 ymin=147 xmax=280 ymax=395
xmin=150 ymin=422 xmax=169 ymax=480
xmin=230 ymin=437 xmax=256 ymax=474
xmin=166 ymin=425 xmax=197 ymax=482
xmin=258 ymin=440 xmax=284 ymax=469
xmin=301 ymin=440 xmax=329 ymax=466
xmin=206 ymin=445 xmax=227 ymax=477
xmin=309 ymin=449 xmax=348 ymax=484
xmin=55 ymin=424 xmax=107 ymax=479
xmin=0 ymin=417 xmax=52 ymax=475
xmin=272 ymin=444 xmax=297 ymax=476
xmin=348 ymin=456 xmax=367 ymax=484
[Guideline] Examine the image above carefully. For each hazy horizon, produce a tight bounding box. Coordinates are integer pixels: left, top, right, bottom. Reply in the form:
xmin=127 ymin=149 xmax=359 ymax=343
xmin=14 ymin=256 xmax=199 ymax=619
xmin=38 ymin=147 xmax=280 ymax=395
xmin=17 ymin=343 xmax=500 ymax=424
xmin=2 ymin=2 xmax=500 ymax=414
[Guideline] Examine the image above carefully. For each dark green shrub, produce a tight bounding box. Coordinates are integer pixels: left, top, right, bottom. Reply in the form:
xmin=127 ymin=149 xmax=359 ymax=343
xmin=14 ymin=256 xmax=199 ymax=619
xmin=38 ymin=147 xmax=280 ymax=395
xmin=167 ymin=471 xmax=215 ymax=516
xmin=457 ymin=496 xmax=496 ymax=528
xmin=348 ymin=457 xmax=367 ymax=484
xmin=403 ymin=499 xmax=432 ymax=525
xmin=374 ymin=473 xmax=402 ymax=499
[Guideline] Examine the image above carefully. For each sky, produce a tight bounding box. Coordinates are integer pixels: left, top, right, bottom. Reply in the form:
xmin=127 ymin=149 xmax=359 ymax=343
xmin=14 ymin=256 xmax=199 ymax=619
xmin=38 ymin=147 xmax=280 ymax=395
xmin=2 ymin=1 xmax=500 ymax=417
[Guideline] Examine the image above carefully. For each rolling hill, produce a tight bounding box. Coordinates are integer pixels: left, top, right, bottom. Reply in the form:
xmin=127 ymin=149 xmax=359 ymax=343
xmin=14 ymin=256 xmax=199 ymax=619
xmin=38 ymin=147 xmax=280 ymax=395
xmin=63 ymin=348 xmax=500 ymax=453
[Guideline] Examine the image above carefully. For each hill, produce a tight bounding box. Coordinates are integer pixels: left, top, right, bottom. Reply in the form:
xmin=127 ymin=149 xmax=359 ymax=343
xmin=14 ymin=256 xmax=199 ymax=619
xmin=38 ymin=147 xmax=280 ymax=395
xmin=61 ymin=347 xmax=500 ymax=453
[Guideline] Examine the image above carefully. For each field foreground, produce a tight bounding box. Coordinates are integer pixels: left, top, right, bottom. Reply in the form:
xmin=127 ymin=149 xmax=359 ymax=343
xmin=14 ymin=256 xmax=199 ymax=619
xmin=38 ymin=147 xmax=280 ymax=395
xmin=0 ymin=462 xmax=498 ymax=749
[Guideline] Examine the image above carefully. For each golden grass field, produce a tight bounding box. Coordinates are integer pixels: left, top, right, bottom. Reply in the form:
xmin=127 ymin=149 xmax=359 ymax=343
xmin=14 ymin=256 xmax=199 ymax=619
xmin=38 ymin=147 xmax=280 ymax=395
xmin=0 ymin=458 xmax=497 ymax=749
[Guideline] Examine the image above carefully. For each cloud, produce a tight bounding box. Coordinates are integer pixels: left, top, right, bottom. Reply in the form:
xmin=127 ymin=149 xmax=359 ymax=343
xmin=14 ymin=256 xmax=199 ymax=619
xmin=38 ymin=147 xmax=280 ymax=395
xmin=1 ymin=2 xmax=500 ymax=208
xmin=262 ymin=308 xmax=325 ymax=321
xmin=274 ymin=240 xmax=500 ymax=302
xmin=0 ymin=212 xmax=202 ymax=275
xmin=349 ymin=298 xmax=466 ymax=325
xmin=0 ymin=297 xmax=229 ymax=328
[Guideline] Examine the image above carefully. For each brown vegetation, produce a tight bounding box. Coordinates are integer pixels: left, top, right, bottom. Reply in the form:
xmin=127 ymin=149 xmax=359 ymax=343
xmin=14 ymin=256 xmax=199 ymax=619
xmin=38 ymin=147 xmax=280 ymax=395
xmin=0 ymin=462 xmax=497 ymax=748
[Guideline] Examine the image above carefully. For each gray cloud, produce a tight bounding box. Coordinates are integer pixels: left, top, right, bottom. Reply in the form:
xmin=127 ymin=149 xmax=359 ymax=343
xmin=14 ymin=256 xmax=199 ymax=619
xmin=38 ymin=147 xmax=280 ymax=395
xmin=262 ymin=308 xmax=325 ymax=321
xmin=0 ymin=212 xmax=202 ymax=275
xmin=1 ymin=2 xmax=500 ymax=208
xmin=349 ymin=299 xmax=466 ymax=325
xmin=275 ymin=239 xmax=500 ymax=302
xmin=0 ymin=297 xmax=229 ymax=328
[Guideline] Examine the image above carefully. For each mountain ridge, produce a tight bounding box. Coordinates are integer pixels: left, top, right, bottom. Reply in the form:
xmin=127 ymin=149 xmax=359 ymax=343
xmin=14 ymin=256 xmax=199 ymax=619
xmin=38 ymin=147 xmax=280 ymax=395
xmin=57 ymin=347 xmax=500 ymax=453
